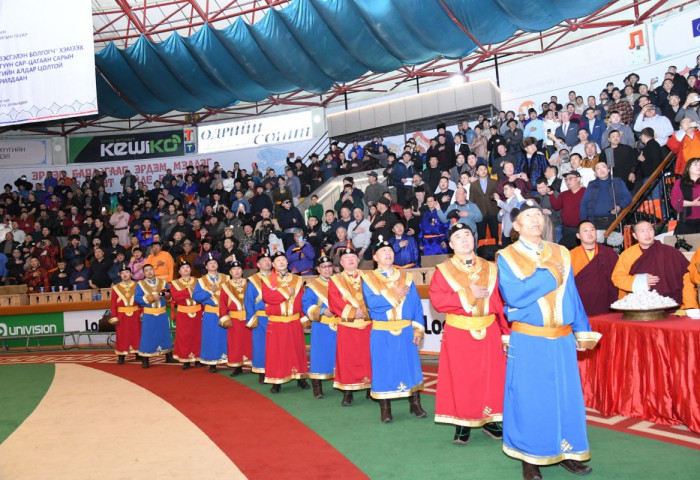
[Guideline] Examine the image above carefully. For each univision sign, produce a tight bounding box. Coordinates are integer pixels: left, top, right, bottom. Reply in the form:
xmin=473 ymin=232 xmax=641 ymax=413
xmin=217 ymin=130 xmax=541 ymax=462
xmin=0 ymin=322 xmax=58 ymax=336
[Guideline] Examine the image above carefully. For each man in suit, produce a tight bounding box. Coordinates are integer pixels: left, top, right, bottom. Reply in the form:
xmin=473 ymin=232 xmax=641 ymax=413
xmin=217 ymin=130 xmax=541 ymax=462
xmin=555 ymin=111 xmax=579 ymax=148
xmin=469 ymin=162 xmax=500 ymax=243
xmin=582 ymin=107 xmax=605 ymax=148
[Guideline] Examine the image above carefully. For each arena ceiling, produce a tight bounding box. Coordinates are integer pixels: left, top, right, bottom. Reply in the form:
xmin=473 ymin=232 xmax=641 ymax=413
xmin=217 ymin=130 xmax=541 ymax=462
xmin=3 ymin=0 xmax=696 ymax=136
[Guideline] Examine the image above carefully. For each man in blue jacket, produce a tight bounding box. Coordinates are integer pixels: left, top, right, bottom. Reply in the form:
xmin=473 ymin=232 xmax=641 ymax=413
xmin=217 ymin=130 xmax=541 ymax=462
xmin=579 ymin=161 xmax=632 ymax=228
xmin=390 ymin=222 xmax=420 ymax=268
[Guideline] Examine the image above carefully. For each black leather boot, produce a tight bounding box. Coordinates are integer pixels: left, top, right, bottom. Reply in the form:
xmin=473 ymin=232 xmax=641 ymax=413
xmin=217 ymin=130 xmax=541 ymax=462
xmin=117 ymin=355 xmax=125 ymax=365
xmin=522 ymin=462 xmax=542 ymax=480
xmin=482 ymin=422 xmax=503 ymax=439
xmin=341 ymin=391 xmax=354 ymax=406
xmin=408 ymin=392 xmax=427 ymax=418
xmin=270 ymin=384 xmax=281 ymax=393
xmin=379 ymin=399 xmax=393 ymax=423
xmin=560 ymin=460 xmax=592 ymax=475
xmin=209 ymin=365 xmax=217 ymax=373
xmin=258 ymin=373 xmax=265 ymax=384
xmin=141 ymin=357 xmax=149 ymax=369
xmin=229 ymin=366 xmax=243 ymax=377
xmin=311 ymin=380 xmax=324 ymax=398
xmin=454 ymin=425 xmax=471 ymax=445
xmin=297 ymin=379 xmax=310 ymax=390
xmin=165 ymin=352 xmax=178 ymax=363
xmin=181 ymin=362 xmax=190 ymax=371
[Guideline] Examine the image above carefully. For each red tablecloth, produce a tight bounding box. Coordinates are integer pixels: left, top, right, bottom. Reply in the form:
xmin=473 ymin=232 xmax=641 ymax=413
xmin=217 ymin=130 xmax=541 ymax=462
xmin=578 ymin=313 xmax=700 ymax=433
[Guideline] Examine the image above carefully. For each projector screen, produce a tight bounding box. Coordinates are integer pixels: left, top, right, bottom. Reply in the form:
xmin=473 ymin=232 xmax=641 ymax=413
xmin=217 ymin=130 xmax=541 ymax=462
xmin=0 ymin=0 xmax=97 ymax=127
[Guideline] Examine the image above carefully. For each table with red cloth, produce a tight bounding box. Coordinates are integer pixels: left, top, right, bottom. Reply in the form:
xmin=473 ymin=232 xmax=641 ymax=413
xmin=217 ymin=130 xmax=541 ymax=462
xmin=578 ymin=313 xmax=700 ymax=434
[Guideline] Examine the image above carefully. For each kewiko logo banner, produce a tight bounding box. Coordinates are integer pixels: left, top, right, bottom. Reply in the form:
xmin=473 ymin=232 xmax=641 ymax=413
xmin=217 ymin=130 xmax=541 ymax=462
xmin=69 ymin=130 xmax=185 ymax=163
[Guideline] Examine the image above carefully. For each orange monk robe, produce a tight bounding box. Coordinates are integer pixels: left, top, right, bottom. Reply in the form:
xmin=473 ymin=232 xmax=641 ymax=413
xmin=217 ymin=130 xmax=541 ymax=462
xmin=611 ymin=241 xmax=690 ymax=306
xmin=682 ymin=249 xmax=700 ymax=309
xmin=571 ymin=243 xmax=618 ymax=316
xmin=146 ymin=250 xmax=175 ymax=282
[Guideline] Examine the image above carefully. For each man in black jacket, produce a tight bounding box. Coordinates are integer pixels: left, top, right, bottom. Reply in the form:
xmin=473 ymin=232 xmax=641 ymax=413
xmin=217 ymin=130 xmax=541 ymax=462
xmin=600 ymin=129 xmax=640 ymax=193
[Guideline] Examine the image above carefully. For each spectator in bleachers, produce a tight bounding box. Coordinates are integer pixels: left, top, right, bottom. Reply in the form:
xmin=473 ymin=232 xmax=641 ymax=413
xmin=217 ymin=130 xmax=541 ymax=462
xmin=435 ymin=177 xmax=455 ymax=212
xmin=50 ymin=258 xmax=71 ymax=291
xmin=0 ymin=232 xmax=19 ymax=257
xmin=392 ymin=151 xmax=415 ymax=205
xmin=419 ymin=195 xmax=448 ymax=255
xmin=516 ymin=137 xmax=548 ymax=192
xmin=633 ymin=103 xmax=674 ymax=147
xmin=328 ymin=226 xmax=349 ymax=272
xmin=129 ymin=247 xmax=147 ymax=281
xmin=671 ymin=157 xmax=700 ymax=234
xmin=390 ymin=222 xmax=420 ymax=268
xmin=602 ymin=111 xmax=635 ymax=149
xmin=611 ymin=88 xmax=634 ymax=125
xmin=88 ymin=246 xmax=111 ymax=289
xmin=494 ymin=182 xmax=522 ymax=247
xmin=503 ymin=119 xmax=524 ymax=155
xmin=347 ymin=207 xmax=371 ymax=261
xmin=600 ymin=130 xmax=640 ymax=192
xmin=32 ymin=238 xmax=58 ymax=272
xmin=580 ymin=161 xmax=632 ymax=229
xmin=286 ymin=230 xmax=315 ymax=276
xmin=277 ymin=198 xmax=304 ymax=237
xmin=68 ymin=258 xmax=90 ymax=290
xmin=364 ymin=171 xmax=387 ymax=207
xmin=320 ymin=153 xmax=337 ymax=181
xmin=370 ymin=196 xmax=398 ymax=246
xmin=445 ymin=185 xmax=482 ymax=233
xmin=22 ymin=257 xmax=50 ymax=292
xmin=668 ymin=117 xmax=700 ymax=176
xmin=6 ymin=248 xmax=25 ymax=285
xmin=334 ymin=184 xmax=363 ymax=214
xmin=470 ymin=163 xmax=499 ymax=242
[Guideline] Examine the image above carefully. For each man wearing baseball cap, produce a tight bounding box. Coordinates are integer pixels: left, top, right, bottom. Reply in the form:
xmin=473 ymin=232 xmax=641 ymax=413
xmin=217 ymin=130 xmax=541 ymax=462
xmin=302 ymin=255 xmax=339 ymax=399
xmin=497 ymin=199 xmax=600 ymax=480
xmin=361 ymin=237 xmax=426 ymax=423
xmin=328 ymin=244 xmax=372 ymax=406
xmin=430 ymin=221 xmax=510 ymax=445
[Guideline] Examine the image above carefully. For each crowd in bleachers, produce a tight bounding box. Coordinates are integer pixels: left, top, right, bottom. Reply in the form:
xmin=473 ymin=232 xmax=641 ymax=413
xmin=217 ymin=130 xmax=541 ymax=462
xmin=2 ymin=57 xmax=700 ymax=291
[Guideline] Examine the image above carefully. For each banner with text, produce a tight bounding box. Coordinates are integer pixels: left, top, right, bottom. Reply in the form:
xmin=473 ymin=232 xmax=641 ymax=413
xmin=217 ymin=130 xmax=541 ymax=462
xmin=198 ymin=110 xmax=320 ymax=154
xmin=0 ymin=138 xmax=51 ymax=166
xmin=0 ymin=0 xmax=97 ymax=127
xmin=419 ymin=299 xmax=445 ymax=354
xmin=0 ymin=136 xmax=319 ymax=193
xmin=69 ymin=130 xmax=185 ymax=163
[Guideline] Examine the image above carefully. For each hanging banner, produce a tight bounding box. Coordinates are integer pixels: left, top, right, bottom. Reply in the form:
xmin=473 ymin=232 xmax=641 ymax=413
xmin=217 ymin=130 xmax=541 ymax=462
xmin=68 ymin=130 xmax=185 ymax=163
xmin=0 ymin=138 xmax=51 ymax=166
xmin=0 ymin=0 xmax=97 ymax=127
xmin=198 ymin=110 xmax=319 ymax=154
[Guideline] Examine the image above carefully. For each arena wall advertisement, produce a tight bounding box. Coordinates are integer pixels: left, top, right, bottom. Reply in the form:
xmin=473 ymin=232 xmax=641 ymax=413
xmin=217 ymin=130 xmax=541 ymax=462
xmin=0 ymin=137 xmax=319 ymax=193
xmin=0 ymin=0 xmax=97 ymax=127
xmin=0 ymin=138 xmax=51 ymax=166
xmin=68 ymin=130 xmax=185 ymax=163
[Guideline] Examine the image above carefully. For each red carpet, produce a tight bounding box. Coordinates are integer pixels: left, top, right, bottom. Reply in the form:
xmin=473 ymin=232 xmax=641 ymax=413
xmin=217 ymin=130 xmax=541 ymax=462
xmin=89 ymin=363 xmax=367 ymax=479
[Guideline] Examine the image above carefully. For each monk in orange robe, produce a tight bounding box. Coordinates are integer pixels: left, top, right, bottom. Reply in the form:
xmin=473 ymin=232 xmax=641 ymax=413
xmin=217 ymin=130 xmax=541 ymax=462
xmin=570 ymin=221 xmax=619 ymax=316
xmin=611 ymin=221 xmax=690 ymax=305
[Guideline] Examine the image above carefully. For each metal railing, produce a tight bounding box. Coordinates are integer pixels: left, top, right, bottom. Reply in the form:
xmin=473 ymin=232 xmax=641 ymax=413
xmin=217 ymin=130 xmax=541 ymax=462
xmin=605 ymin=151 xmax=677 ymax=243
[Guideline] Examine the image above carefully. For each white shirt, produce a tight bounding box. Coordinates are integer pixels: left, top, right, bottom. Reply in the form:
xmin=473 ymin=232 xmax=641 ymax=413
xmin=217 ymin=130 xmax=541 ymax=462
xmin=347 ymin=218 xmax=372 ymax=251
